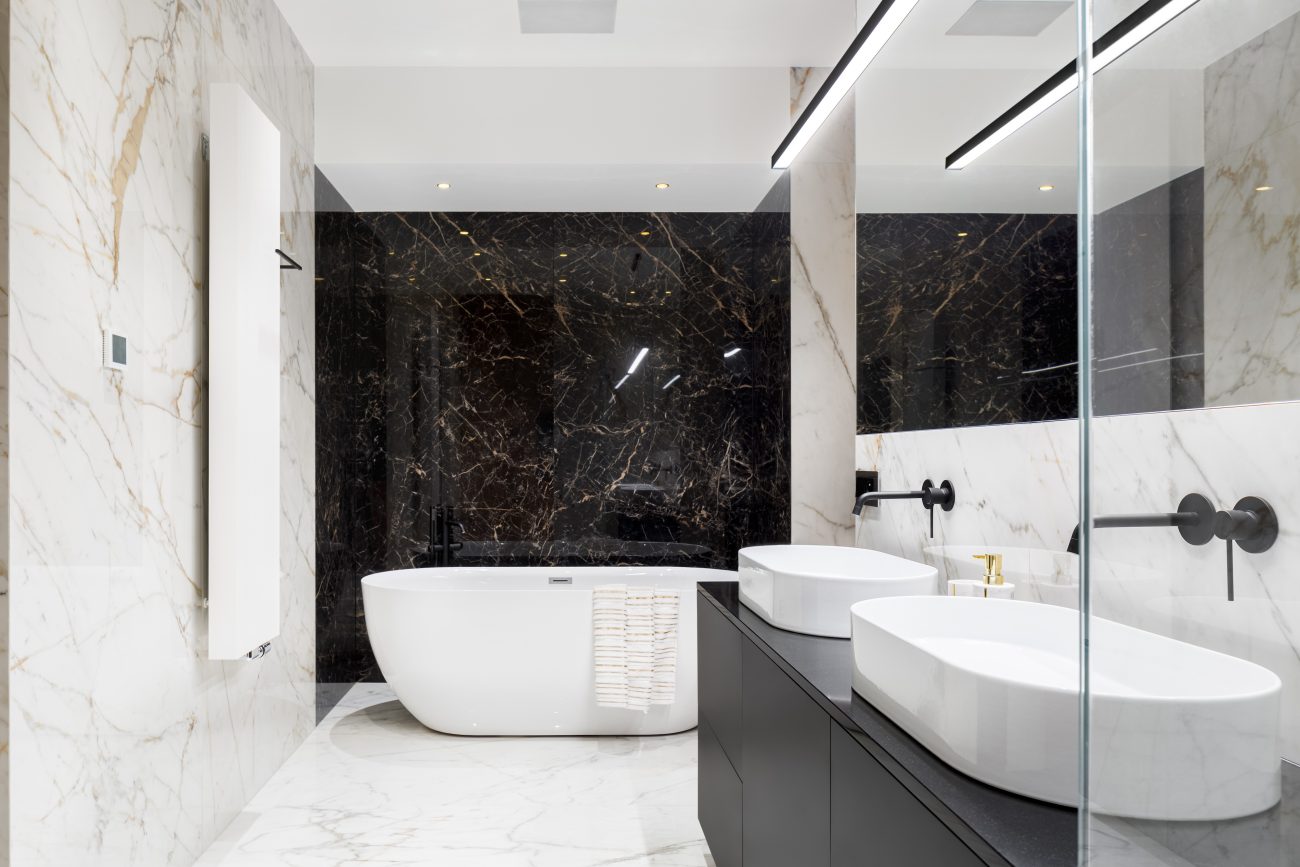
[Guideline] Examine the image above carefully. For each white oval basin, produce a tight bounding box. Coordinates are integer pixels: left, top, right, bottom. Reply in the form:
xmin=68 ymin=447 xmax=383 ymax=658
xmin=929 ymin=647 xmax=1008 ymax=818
xmin=738 ymin=545 xmax=936 ymax=638
xmin=850 ymin=596 xmax=1282 ymax=821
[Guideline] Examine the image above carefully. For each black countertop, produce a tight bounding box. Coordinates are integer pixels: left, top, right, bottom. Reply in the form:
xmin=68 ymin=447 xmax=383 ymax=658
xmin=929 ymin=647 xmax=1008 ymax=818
xmin=699 ymin=581 xmax=1300 ymax=867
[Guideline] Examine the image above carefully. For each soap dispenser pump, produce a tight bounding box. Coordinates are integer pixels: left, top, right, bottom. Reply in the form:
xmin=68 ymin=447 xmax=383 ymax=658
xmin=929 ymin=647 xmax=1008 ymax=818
xmin=948 ymin=553 xmax=1015 ymax=599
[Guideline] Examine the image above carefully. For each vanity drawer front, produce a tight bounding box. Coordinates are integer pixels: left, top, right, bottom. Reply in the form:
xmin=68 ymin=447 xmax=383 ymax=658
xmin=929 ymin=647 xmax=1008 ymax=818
xmin=699 ymin=718 xmax=743 ymax=867
xmin=742 ymin=639 xmax=831 ymax=867
xmin=830 ymin=724 xmax=987 ymax=867
xmin=699 ymin=597 xmax=744 ymax=772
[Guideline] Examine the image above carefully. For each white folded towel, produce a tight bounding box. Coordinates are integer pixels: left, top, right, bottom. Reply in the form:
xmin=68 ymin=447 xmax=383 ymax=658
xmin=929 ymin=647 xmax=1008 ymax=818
xmin=594 ymin=583 xmax=681 ymax=711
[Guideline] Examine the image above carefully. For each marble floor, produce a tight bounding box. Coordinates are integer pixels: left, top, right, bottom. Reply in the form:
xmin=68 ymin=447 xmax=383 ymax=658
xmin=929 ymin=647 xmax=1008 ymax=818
xmin=196 ymin=684 xmax=713 ymax=867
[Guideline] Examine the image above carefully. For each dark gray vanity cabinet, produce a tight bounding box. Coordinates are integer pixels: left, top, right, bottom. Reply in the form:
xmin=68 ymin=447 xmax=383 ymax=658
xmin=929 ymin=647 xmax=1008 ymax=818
xmin=741 ymin=639 xmax=831 ymax=867
xmin=698 ymin=600 xmax=743 ymax=867
xmin=698 ymin=588 xmax=1006 ymax=867
xmin=830 ymin=724 xmax=985 ymax=867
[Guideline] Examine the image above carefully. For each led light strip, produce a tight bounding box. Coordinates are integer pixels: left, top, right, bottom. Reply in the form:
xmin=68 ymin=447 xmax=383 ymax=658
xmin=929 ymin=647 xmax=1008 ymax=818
xmin=771 ymin=0 xmax=920 ymax=171
xmin=946 ymin=0 xmax=1200 ymax=170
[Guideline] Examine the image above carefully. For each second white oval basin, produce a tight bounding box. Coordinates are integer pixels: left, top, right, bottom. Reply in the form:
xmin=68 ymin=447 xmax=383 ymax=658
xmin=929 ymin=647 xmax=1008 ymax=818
xmin=850 ymin=596 xmax=1282 ymax=821
xmin=739 ymin=545 xmax=936 ymax=638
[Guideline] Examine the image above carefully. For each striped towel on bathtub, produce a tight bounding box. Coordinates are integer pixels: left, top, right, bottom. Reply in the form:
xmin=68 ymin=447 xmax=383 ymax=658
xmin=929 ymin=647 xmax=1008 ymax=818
xmin=594 ymin=584 xmax=680 ymax=711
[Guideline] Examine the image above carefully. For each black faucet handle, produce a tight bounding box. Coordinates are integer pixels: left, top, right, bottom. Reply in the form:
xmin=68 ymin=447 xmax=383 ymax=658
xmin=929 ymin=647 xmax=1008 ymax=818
xmin=921 ymin=479 xmax=956 ymax=512
xmin=1213 ymin=496 xmax=1278 ymax=554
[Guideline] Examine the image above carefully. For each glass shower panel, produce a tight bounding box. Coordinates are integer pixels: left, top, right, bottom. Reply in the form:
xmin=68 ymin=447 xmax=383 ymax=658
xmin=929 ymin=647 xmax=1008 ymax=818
xmin=1082 ymin=0 xmax=1300 ymax=863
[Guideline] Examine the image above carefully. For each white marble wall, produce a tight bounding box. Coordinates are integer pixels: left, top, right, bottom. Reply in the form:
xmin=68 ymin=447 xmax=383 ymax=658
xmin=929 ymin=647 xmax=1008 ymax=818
xmin=7 ymin=1 xmax=315 ymax=865
xmin=1204 ymin=10 xmax=1300 ymax=406
xmin=856 ymin=401 xmax=1300 ymax=761
xmin=790 ymin=69 xmax=858 ymax=546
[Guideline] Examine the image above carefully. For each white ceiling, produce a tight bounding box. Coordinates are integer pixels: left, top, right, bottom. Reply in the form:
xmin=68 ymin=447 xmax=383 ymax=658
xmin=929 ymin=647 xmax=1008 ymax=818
xmin=274 ymin=0 xmax=855 ymax=68
xmin=294 ymin=0 xmax=1300 ymax=212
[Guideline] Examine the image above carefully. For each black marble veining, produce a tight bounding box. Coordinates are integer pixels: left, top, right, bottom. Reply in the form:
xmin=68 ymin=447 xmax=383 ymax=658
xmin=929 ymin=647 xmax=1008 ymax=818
xmin=317 ymin=212 xmax=790 ymax=683
xmin=857 ymin=213 xmax=1079 ymax=434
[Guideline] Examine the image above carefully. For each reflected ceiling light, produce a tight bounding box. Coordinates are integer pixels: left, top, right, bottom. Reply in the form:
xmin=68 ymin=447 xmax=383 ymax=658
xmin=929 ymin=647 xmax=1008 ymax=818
xmin=1039 ymin=184 xmax=1055 ymax=191
xmin=473 ymin=251 xmax=482 ymax=256
xmin=459 ymin=230 xmax=470 ymax=235
xmin=627 ymin=347 xmax=650 ymax=375
xmin=723 ymin=347 xmax=742 ymax=358
xmin=1255 ymin=185 xmax=1274 ymax=192
xmin=771 ymin=0 xmax=919 ymax=170
xmin=559 ymin=278 xmax=568 ymax=283
xmin=655 ymin=182 xmax=671 ymax=189
xmin=662 ymin=374 xmax=681 ymax=390
xmin=438 ymin=183 xmax=452 ymax=190
xmin=946 ymin=0 xmax=1202 ymax=170
xmin=956 ymin=231 xmax=969 ymax=238
xmin=639 ymin=230 xmax=651 ymax=237
xmin=559 ymin=252 xmax=569 ymax=257
xmin=614 ymin=374 xmax=630 ymax=390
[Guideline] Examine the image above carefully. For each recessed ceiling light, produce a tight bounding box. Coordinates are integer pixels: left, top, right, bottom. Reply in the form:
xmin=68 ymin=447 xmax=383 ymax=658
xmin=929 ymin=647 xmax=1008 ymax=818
xmin=559 ymin=252 xmax=569 ymax=258
xmin=473 ymin=252 xmax=481 ymax=256
xmin=459 ymin=230 xmax=470 ymax=236
xmin=639 ymin=231 xmax=651 ymax=237
xmin=437 ymin=183 xmax=452 ymax=190
xmin=956 ymin=231 xmax=969 ymax=238
xmin=559 ymin=278 xmax=568 ymax=283
xmin=1255 ymin=185 xmax=1274 ymax=192
xmin=1039 ymin=184 xmax=1055 ymax=192
xmin=655 ymin=182 xmax=671 ymax=190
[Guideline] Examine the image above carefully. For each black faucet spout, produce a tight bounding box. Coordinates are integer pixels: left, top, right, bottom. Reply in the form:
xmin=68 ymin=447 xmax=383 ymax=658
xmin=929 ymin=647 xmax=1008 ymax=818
xmin=852 ymin=490 xmax=925 ymax=516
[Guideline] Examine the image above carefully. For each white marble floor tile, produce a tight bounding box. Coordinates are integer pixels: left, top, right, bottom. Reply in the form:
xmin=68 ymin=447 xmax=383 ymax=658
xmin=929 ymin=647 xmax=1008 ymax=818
xmin=197 ymin=684 xmax=712 ymax=867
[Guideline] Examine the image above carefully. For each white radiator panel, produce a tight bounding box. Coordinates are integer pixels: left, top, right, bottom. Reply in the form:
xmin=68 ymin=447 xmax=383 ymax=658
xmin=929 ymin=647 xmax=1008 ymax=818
xmin=207 ymin=83 xmax=282 ymax=660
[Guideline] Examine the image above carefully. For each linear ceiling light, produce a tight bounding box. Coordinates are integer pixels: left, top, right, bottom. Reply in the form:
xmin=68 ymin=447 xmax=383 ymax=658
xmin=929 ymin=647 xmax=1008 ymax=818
xmin=946 ymin=0 xmax=1200 ymax=170
xmin=771 ymin=0 xmax=919 ymax=171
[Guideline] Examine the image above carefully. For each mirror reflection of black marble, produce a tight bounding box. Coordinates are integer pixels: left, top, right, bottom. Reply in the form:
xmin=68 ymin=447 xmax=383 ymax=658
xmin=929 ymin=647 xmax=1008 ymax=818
xmin=856 ymin=171 xmax=1206 ymax=433
xmin=857 ymin=213 xmax=1079 ymax=434
xmin=316 ymin=210 xmax=790 ymax=682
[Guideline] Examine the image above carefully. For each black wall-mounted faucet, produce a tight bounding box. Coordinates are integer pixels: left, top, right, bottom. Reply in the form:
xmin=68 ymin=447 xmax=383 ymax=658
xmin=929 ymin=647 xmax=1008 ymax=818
xmin=852 ymin=479 xmax=955 ymax=538
xmin=1067 ymin=493 xmax=1278 ymax=601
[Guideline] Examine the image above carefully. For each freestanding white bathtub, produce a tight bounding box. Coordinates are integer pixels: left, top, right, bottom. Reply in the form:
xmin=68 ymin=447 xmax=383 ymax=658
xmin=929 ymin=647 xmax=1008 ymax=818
xmin=362 ymin=566 xmax=732 ymax=736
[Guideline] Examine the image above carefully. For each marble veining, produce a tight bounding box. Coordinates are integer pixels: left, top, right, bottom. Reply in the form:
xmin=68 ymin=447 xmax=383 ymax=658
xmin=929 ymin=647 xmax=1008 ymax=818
xmin=856 ymin=212 xmax=1077 ymax=433
xmin=7 ymin=0 xmax=315 ymax=864
xmin=1204 ymin=9 xmax=1300 ymax=406
xmin=317 ymin=211 xmax=789 ymax=683
xmin=195 ymin=683 xmax=710 ymax=867
xmin=790 ymin=69 xmax=856 ymax=546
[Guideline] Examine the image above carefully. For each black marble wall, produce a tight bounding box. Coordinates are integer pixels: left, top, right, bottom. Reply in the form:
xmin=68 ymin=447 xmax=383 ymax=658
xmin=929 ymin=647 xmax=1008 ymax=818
xmin=317 ymin=211 xmax=790 ymax=683
xmin=857 ymin=213 xmax=1079 ymax=434
xmin=856 ymin=174 xmax=1206 ymax=434
xmin=1093 ymin=169 xmax=1205 ymax=415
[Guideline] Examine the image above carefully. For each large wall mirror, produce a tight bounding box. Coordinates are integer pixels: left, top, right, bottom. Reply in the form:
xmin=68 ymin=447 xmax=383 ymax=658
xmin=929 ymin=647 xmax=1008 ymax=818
xmin=854 ymin=0 xmax=1300 ymax=434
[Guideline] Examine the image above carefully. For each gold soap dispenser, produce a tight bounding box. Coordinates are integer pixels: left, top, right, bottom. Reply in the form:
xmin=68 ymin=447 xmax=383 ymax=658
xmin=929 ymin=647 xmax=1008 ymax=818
xmin=947 ymin=553 xmax=1016 ymax=599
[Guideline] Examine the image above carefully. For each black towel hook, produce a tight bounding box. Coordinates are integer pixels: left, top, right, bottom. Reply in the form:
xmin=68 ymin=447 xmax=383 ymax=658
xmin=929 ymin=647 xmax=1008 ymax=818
xmin=275 ymin=248 xmax=303 ymax=271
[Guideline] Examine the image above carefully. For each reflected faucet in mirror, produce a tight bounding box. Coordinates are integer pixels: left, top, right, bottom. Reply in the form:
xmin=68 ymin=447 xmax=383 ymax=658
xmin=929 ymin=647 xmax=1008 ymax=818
xmin=852 ymin=479 xmax=955 ymax=539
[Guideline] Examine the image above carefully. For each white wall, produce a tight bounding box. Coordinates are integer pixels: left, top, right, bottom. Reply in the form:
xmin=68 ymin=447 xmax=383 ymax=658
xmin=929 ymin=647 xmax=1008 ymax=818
xmin=7 ymin=0 xmax=316 ymax=863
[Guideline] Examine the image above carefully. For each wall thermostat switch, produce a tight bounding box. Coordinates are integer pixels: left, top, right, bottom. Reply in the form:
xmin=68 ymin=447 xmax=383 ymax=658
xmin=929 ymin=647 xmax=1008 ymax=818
xmin=103 ymin=331 xmax=128 ymax=370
